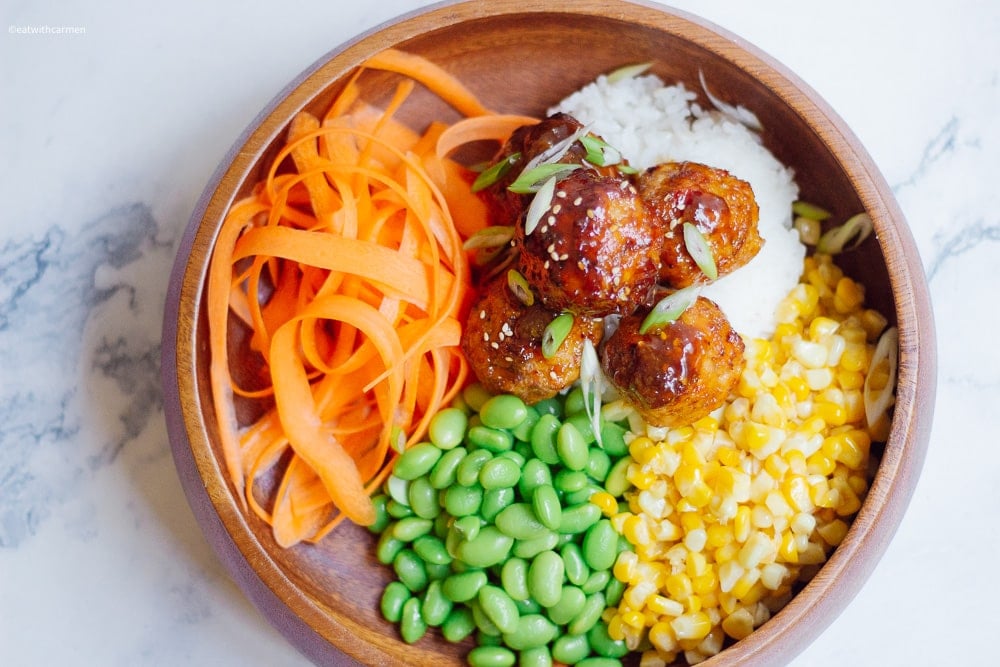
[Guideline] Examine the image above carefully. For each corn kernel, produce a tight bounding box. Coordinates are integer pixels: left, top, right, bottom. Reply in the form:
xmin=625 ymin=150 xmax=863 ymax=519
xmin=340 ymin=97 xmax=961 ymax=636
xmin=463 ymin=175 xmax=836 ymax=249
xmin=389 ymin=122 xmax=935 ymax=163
xmin=817 ymin=518 xmax=850 ymax=546
xmin=607 ymin=615 xmax=626 ymax=641
xmin=731 ymin=568 xmax=762 ymax=600
xmin=671 ymin=611 xmax=712 ymax=641
xmin=649 ymin=594 xmax=685 ymax=617
xmin=860 ymin=308 xmax=888 ymax=341
xmin=721 ymin=607 xmax=755 ymax=640
xmin=649 ymin=621 xmax=678 ymax=653
xmin=622 ymin=609 xmax=648 ymax=630
xmin=705 ymin=524 xmax=733 ymax=549
xmin=778 ymin=532 xmax=799 ymax=563
xmin=630 ymin=436 xmax=656 ymax=463
xmin=591 ymin=490 xmax=619 ymax=517
xmin=640 ymin=651 xmax=669 ymax=667
xmin=666 ymin=573 xmax=694 ymax=601
xmin=680 ymin=514 xmax=705 ymax=537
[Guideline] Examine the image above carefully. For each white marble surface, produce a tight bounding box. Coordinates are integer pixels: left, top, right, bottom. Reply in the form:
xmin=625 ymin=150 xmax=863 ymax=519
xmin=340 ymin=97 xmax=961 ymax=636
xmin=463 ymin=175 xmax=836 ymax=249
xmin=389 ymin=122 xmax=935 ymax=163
xmin=1 ymin=0 xmax=997 ymax=664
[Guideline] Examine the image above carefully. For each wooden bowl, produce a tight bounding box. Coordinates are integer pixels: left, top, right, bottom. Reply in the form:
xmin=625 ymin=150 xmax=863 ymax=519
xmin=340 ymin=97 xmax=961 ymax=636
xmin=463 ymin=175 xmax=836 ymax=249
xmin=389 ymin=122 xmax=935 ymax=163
xmin=162 ymin=1 xmax=936 ymax=665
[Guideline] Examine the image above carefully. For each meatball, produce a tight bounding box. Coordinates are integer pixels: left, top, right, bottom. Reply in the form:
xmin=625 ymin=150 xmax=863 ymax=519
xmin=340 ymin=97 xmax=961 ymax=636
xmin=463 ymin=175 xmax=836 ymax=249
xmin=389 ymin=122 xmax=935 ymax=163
xmin=461 ymin=275 xmax=604 ymax=404
xmin=515 ymin=169 xmax=662 ymax=317
xmin=601 ymin=295 xmax=745 ymax=427
xmin=639 ymin=161 xmax=762 ymax=288
xmin=480 ymin=113 xmax=623 ymax=227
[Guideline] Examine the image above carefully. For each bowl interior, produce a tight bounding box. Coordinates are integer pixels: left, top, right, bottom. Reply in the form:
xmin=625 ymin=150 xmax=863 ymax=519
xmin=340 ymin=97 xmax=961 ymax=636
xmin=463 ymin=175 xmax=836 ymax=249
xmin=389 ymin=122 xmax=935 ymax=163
xmin=170 ymin=1 xmax=928 ymax=665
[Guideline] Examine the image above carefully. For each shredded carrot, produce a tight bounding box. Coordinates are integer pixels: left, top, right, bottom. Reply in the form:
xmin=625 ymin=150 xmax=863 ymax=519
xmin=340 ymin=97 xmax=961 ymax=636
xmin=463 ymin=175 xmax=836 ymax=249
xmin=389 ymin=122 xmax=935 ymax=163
xmin=207 ymin=48 xmax=538 ymax=546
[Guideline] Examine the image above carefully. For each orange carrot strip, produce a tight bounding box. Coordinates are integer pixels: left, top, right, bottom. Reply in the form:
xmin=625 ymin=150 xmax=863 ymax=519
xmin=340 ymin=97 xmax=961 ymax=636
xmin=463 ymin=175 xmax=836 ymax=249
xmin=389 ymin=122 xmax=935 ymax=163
xmin=435 ymin=113 xmax=540 ymax=158
xmin=363 ymin=48 xmax=492 ymax=117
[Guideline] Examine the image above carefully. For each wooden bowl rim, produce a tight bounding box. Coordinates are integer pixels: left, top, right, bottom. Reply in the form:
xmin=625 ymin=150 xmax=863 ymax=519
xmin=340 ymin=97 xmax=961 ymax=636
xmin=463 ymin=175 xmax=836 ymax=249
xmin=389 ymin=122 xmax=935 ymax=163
xmin=162 ymin=1 xmax=936 ymax=665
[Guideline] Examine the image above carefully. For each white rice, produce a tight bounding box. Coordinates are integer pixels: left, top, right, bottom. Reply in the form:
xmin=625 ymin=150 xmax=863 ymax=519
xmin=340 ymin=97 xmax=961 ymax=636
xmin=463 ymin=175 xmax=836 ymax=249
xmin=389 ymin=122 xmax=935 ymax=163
xmin=552 ymin=74 xmax=803 ymax=340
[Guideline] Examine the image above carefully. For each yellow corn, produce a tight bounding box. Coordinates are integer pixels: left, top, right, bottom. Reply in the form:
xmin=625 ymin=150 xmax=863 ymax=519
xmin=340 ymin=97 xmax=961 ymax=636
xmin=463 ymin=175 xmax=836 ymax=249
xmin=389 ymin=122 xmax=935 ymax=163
xmin=605 ymin=251 xmax=886 ymax=663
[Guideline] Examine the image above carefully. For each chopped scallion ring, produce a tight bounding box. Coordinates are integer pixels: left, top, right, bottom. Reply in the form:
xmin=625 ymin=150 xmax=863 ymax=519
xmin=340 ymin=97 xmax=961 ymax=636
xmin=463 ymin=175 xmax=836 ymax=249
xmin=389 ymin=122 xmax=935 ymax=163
xmin=507 ymin=269 xmax=534 ymax=306
xmin=390 ymin=425 xmax=407 ymax=454
xmin=541 ymin=312 xmax=574 ymax=358
xmin=791 ymin=200 xmax=832 ymax=221
xmin=816 ymin=212 xmax=874 ymax=254
xmin=519 ymin=124 xmax=591 ymax=175
xmin=471 ymin=152 xmax=520 ymax=192
xmin=639 ymin=286 xmax=700 ymax=334
xmin=508 ymin=162 xmax=579 ymax=194
xmin=864 ymin=326 xmax=898 ymax=428
xmin=607 ymin=62 xmax=653 ymax=83
xmin=523 ymin=175 xmax=558 ymax=235
xmin=580 ymin=338 xmax=604 ymax=448
xmin=698 ymin=70 xmax=763 ymax=131
xmin=683 ymin=222 xmax=718 ymax=281
xmin=580 ymin=134 xmax=622 ymax=167
xmin=462 ymin=225 xmax=515 ymax=251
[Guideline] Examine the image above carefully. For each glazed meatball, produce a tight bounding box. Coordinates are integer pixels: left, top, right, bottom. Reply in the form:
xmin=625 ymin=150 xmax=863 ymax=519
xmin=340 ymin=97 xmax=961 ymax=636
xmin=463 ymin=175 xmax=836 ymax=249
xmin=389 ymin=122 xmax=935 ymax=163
xmin=639 ymin=161 xmax=762 ymax=288
xmin=480 ymin=113 xmax=623 ymax=227
xmin=462 ymin=275 xmax=604 ymax=404
xmin=601 ymin=295 xmax=745 ymax=427
xmin=515 ymin=169 xmax=662 ymax=317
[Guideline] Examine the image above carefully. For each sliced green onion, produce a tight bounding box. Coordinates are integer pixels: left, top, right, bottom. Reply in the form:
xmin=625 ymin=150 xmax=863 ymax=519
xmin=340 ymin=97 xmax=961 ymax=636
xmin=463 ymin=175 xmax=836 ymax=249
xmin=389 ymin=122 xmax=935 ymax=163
xmin=508 ymin=162 xmax=579 ymax=194
xmin=864 ymin=326 xmax=898 ymax=428
xmin=816 ymin=212 xmax=874 ymax=254
xmin=698 ymin=69 xmax=762 ymax=131
xmin=639 ymin=286 xmax=700 ymax=334
xmin=794 ymin=216 xmax=822 ymax=246
xmin=523 ymin=175 xmax=558 ymax=235
xmin=791 ymin=200 xmax=832 ymax=221
xmin=390 ymin=425 xmax=407 ymax=454
xmin=471 ymin=152 xmax=520 ymax=192
xmin=541 ymin=312 xmax=574 ymax=358
xmin=618 ymin=164 xmax=639 ymax=175
xmin=607 ymin=62 xmax=653 ymax=83
xmin=580 ymin=338 xmax=604 ymax=448
xmin=579 ymin=134 xmax=622 ymax=167
xmin=683 ymin=222 xmax=718 ymax=281
xmin=462 ymin=225 xmax=515 ymax=251
xmin=507 ymin=269 xmax=534 ymax=306
xmin=520 ymin=124 xmax=591 ymax=175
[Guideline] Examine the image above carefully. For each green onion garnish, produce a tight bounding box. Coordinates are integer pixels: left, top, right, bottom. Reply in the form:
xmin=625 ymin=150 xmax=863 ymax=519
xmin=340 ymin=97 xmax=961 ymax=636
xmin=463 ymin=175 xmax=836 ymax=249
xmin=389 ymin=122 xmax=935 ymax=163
xmin=639 ymin=286 xmax=700 ymax=334
xmin=791 ymin=200 xmax=832 ymax=221
xmin=508 ymin=163 xmax=579 ymax=194
xmin=541 ymin=312 xmax=574 ymax=358
xmin=471 ymin=152 xmax=520 ymax=192
xmin=683 ymin=222 xmax=719 ymax=281
xmin=524 ymin=175 xmax=558 ymax=235
xmin=580 ymin=135 xmax=622 ymax=167
xmin=507 ymin=269 xmax=534 ymax=306
xmin=816 ymin=212 xmax=873 ymax=254
xmin=580 ymin=338 xmax=604 ymax=448
xmin=462 ymin=225 xmax=515 ymax=251
xmin=607 ymin=62 xmax=653 ymax=83
xmin=863 ymin=326 xmax=898 ymax=428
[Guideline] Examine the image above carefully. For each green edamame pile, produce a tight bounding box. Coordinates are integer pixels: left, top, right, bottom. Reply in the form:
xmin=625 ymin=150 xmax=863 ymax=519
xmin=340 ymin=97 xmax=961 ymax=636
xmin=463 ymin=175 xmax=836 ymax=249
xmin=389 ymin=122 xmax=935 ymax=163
xmin=369 ymin=383 xmax=635 ymax=667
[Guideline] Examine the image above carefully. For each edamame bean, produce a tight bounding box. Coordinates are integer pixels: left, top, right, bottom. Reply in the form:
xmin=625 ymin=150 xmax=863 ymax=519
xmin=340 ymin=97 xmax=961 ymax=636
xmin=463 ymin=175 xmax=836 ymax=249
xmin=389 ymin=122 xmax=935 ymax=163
xmin=420 ymin=579 xmax=452 ymax=627
xmin=500 ymin=557 xmax=530 ymax=601
xmin=393 ymin=549 xmax=428 ymax=593
xmin=429 ymin=407 xmax=468 ymax=449
xmin=512 ymin=530 xmax=559 ymax=559
xmin=413 ymin=535 xmax=451 ymax=565
xmin=468 ymin=425 xmax=513 ymax=453
xmin=442 ymin=569 xmax=488 ymax=602
xmin=457 ymin=526 xmax=513 ymax=567
xmin=563 ymin=386 xmax=586 ymax=416
xmin=478 ymin=630 xmax=503 ymax=646
xmin=563 ymin=484 xmax=599 ymax=506
xmin=478 ymin=585 xmax=520 ymax=634
xmin=511 ymin=406 xmax=540 ymax=442
xmin=587 ymin=621 xmax=629 ymax=658
xmin=399 ymin=597 xmax=427 ymax=644
xmin=518 ymin=645 xmax=553 ymax=667
xmin=565 ymin=413 xmax=597 ymax=446
xmin=394 ymin=442 xmax=442 ymax=480
xmin=429 ymin=446 xmax=467 ymax=489
xmin=581 ymin=570 xmax=610 ymax=595
xmin=479 ymin=394 xmax=528 ymax=430
xmin=368 ymin=494 xmax=390 ymax=534
xmin=453 ymin=515 xmax=482 ymax=541
xmin=551 ymin=633 xmax=590 ymax=665
xmin=559 ymin=502 xmax=601 ymax=534
xmin=467 ymin=646 xmax=516 ymax=667
xmin=444 ymin=484 xmax=483 ymax=517
xmin=527 ymin=550 xmax=564 ymax=607
xmin=557 ymin=422 xmax=589 ymax=471
xmin=530 ymin=414 xmax=561 ymax=465
xmin=471 ymin=599 xmax=501 ymax=637
xmin=479 ymin=456 xmax=521 ymax=489
xmin=386 ymin=499 xmax=414 ymax=519
xmin=441 ymin=606 xmax=476 ymax=643
xmin=501 ymin=614 xmax=558 ymax=651
xmin=604 ymin=457 xmax=632 ymax=497
xmin=600 ymin=422 xmax=628 ymax=457
xmin=380 ymin=581 xmax=410 ymax=623
xmin=546 ymin=585 xmax=586 ymax=625
xmin=531 ymin=484 xmax=562 ymax=531
xmin=495 ymin=503 xmax=549 ymax=540
xmin=498 ymin=449 xmax=526 ymax=467
xmin=582 ymin=519 xmax=617 ymax=571
xmin=585 ymin=448 xmax=611 ymax=482
xmin=576 ymin=658 xmax=622 ymax=667
xmin=567 ymin=592 xmax=605 ymax=635
xmin=513 ymin=598 xmax=542 ymax=615
xmin=385 ymin=475 xmax=410 ymax=506
xmin=554 ymin=468 xmax=588 ymax=494
xmin=533 ymin=397 xmax=563 ymax=419
xmin=458 ymin=450 xmax=494 ymax=486
xmin=560 ymin=542 xmax=590 ymax=586
xmin=393 ymin=516 xmax=433 ymax=542
xmin=482 ymin=487 xmax=516 ymax=523
xmin=604 ymin=577 xmax=625 ymax=606
xmin=407 ymin=476 xmax=440 ymax=519
xmin=425 ymin=561 xmax=451 ymax=581
xmin=434 ymin=511 xmax=451 ymax=539
xmin=376 ymin=531 xmax=405 ymax=565
xmin=463 ymin=383 xmax=493 ymax=412
xmin=518 ymin=458 xmax=552 ymax=498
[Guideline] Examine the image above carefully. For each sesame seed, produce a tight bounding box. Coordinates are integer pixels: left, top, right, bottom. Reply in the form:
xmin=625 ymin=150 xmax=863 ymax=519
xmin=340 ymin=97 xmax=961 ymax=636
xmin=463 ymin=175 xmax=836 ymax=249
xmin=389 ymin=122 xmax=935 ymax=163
xmin=552 ymin=204 xmax=562 ymax=214
xmin=547 ymin=215 xmax=556 ymax=225
xmin=544 ymin=260 xmax=550 ymax=269
xmin=547 ymin=243 xmax=556 ymax=254
xmin=540 ymin=225 xmax=549 ymax=233
xmin=491 ymin=342 xmax=500 ymax=350
xmin=556 ymin=190 xmax=567 ymax=198
xmin=479 ymin=310 xmax=486 ymax=319
xmin=498 ymin=332 xmax=506 ymax=341
xmin=574 ymin=196 xmax=583 ymax=206
xmin=586 ymin=209 xmax=595 ymax=219
xmin=483 ymin=332 xmax=489 ymax=341
xmin=559 ymin=253 xmax=569 ymax=261
xmin=549 ymin=371 xmax=558 ymax=380
xmin=504 ymin=356 xmax=514 ymax=362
